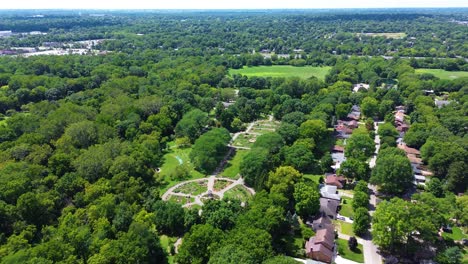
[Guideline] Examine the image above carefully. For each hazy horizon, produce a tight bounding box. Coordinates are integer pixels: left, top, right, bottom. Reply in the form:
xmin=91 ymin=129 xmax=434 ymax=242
xmin=1 ymin=0 xmax=467 ymax=10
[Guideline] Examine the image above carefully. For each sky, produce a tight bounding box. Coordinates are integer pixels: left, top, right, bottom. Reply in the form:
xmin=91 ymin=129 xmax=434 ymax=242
xmin=2 ymin=0 xmax=468 ymax=9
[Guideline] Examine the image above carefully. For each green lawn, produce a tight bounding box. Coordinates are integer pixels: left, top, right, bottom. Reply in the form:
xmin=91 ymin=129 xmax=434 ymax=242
xmin=221 ymin=149 xmax=248 ymax=179
xmin=334 ymin=221 xmax=355 ymax=236
xmin=232 ymin=133 xmax=258 ymax=148
xmin=159 ymin=143 xmax=205 ymax=193
xmin=223 ymin=185 xmax=252 ymax=202
xmin=337 ymin=238 xmax=364 ymax=263
xmin=229 ymin=66 xmax=331 ymax=80
xmin=304 ymin=174 xmax=323 ymax=184
xmin=339 ymin=197 xmax=354 ymax=218
xmin=160 ymin=235 xmax=177 ymax=264
xmin=415 ymin=69 xmax=468 ymax=80
xmin=442 ymin=226 xmax=468 ymax=241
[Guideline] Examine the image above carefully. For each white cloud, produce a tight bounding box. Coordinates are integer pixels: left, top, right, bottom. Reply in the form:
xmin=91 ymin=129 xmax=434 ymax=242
xmin=2 ymin=0 xmax=467 ymax=9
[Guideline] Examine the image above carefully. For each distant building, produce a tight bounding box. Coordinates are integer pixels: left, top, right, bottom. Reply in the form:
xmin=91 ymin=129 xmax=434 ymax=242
xmin=0 ymin=31 xmax=12 ymax=37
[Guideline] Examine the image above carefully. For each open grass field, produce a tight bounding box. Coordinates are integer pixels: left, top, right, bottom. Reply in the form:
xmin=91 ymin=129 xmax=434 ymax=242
xmin=220 ymin=149 xmax=248 ymax=179
xmin=337 ymin=238 xmax=364 ymax=263
xmin=358 ymin=32 xmax=406 ymax=39
xmin=415 ymin=69 xmax=468 ymax=80
xmin=229 ymin=66 xmax=331 ymax=80
xmin=159 ymin=142 xmax=205 ymax=192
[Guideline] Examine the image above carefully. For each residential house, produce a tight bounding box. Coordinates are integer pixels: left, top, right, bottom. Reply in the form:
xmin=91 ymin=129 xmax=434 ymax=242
xmin=305 ymin=225 xmax=335 ymax=263
xmin=352 ymin=83 xmax=370 ymax=93
xmin=309 ymin=215 xmax=333 ymax=231
xmin=320 ymin=185 xmax=341 ymax=201
xmin=319 ymin=198 xmax=340 ymax=220
xmin=332 ymin=145 xmax=344 ymax=153
xmin=335 ymin=124 xmax=353 ymax=139
xmin=325 ymin=174 xmax=346 ymax=189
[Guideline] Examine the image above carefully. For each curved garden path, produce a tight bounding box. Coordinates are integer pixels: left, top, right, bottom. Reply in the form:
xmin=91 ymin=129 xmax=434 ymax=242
xmin=161 ymin=176 xmax=255 ymax=208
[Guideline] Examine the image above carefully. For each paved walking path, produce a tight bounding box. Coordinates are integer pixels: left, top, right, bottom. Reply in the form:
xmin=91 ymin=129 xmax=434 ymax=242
xmin=162 ymin=176 xmax=255 ymax=208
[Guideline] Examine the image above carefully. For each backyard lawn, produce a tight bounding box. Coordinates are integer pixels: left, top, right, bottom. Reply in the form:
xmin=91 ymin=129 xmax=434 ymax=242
xmin=339 ymin=197 xmax=354 ymax=218
xmin=334 ymin=220 xmax=355 ymax=236
xmin=304 ymin=174 xmax=323 ymax=184
xmin=415 ymin=69 xmax=468 ymax=80
xmin=337 ymin=238 xmax=364 ymax=263
xmin=220 ymin=149 xmax=248 ymax=179
xmin=229 ymin=66 xmax=331 ymax=80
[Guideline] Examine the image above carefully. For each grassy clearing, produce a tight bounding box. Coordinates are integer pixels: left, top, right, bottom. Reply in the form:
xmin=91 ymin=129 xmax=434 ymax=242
xmin=442 ymin=226 xmax=468 ymax=241
xmin=223 ymin=185 xmax=252 ymax=201
xmin=415 ymin=69 xmax=468 ymax=80
xmin=160 ymin=235 xmax=177 ymax=264
xmin=337 ymin=238 xmax=364 ymax=263
xmin=221 ymin=149 xmax=248 ymax=179
xmin=303 ymin=174 xmax=323 ymax=184
xmin=358 ymin=32 xmax=406 ymax=39
xmin=229 ymin=66 xmax=331 ymax=80
xmin=159 ymin=142 xmax=205 ymax=193
xmin=339 ymin=197 xmax=354 ymax=218
xmin=334 ymin=220 xmax=355 ymax=237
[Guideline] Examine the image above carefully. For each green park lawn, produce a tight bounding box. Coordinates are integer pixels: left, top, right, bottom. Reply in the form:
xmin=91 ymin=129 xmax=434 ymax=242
xmin=229 ymin=66 xmax=331 ymax=80
xmin=415 ymin=69 xmax=468 ymax=80
xmin=160 ymin=235 xmax=177 ymax=264
xmin=221 ymin=149 xmax=248 ymax=179
xmin=337 ymin=238 xmax=364 ymax=263
xmin=159 ymin=142 xmax=205 ymax=192
xmin=339 ymin=197 xmax=354 ymax=218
